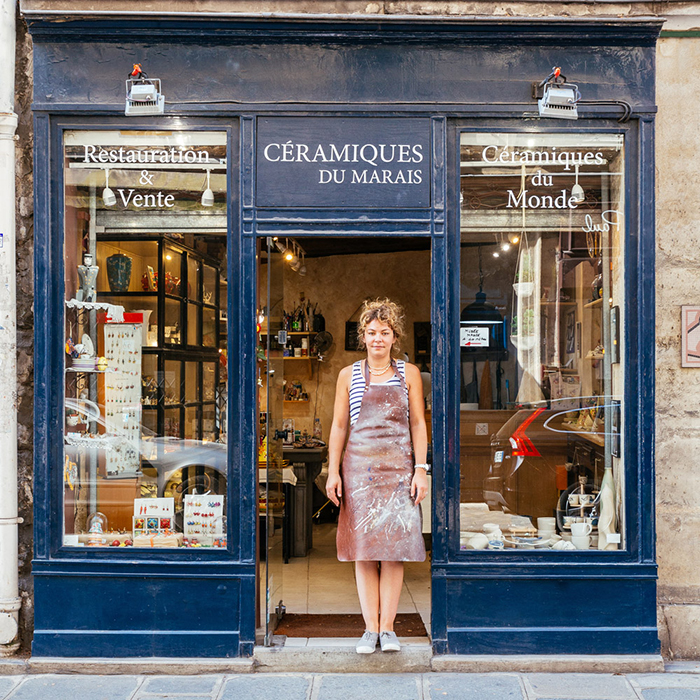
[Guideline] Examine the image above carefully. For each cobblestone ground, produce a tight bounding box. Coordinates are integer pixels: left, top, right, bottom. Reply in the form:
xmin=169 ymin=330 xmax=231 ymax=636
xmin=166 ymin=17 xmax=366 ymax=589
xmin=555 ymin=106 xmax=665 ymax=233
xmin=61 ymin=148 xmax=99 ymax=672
xmin=1 ymin=671 xmax=700 ymax=700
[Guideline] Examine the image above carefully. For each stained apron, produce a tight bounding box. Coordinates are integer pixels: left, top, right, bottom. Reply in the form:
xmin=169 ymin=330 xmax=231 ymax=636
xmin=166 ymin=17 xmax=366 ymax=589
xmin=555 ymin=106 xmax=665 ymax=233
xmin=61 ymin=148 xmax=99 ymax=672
xmin=336 ymin=360 xmax=426 ymax=562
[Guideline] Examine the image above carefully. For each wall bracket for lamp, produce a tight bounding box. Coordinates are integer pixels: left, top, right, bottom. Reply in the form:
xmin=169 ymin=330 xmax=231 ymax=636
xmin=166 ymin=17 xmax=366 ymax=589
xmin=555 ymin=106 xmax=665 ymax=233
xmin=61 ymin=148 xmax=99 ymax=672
xmin=532 ymin=66 xmax=632 ymax=123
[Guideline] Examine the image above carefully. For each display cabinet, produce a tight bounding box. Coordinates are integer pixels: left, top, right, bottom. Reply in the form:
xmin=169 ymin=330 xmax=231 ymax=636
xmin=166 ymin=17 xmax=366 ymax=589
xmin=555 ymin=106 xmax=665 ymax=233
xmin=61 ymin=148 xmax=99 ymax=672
xmin=95 ymin=235 xmax=223 ymax=442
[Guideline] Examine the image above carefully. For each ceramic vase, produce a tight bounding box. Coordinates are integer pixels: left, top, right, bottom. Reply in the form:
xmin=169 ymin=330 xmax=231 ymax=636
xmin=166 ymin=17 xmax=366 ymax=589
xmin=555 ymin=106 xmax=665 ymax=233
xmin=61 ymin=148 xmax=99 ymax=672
xmin=106 ymin=253 xmax=132 ymax=293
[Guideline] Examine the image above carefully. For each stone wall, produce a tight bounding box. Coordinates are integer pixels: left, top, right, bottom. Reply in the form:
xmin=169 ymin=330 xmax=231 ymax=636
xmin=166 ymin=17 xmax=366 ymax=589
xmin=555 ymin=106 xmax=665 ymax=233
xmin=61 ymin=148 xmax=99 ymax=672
xmin=14 ymin=8 xmax=34 ymax=653
xmin=655 ymin=35 xmax=700 ymax=660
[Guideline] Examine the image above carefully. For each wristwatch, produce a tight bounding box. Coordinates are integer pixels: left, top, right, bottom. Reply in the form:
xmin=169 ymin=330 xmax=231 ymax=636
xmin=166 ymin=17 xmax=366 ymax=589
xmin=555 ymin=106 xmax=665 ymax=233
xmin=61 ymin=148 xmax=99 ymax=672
xmin=414 ymin=463 xmax=431 ymax=473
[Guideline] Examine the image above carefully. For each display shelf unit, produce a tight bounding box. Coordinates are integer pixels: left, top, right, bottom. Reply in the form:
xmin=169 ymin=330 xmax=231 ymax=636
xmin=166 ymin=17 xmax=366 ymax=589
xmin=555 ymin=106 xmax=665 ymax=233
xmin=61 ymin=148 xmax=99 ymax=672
xmin=95 ymin=235 xmax=223 ymax=443
xmin=258 ymin=329 xmax=319 ymax=377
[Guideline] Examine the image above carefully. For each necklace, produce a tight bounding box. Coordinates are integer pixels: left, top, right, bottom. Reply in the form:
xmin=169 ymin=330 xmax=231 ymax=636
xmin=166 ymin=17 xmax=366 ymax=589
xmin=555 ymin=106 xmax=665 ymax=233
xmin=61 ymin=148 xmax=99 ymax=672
xmin=367 ymin=361 xmax=392 ymax=376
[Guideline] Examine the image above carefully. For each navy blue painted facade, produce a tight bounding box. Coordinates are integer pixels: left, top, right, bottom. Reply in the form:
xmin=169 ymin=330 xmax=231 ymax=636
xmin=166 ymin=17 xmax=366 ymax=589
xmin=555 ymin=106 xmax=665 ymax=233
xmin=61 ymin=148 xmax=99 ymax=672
xmin=27 ymin=13 xmax=662 ymax=657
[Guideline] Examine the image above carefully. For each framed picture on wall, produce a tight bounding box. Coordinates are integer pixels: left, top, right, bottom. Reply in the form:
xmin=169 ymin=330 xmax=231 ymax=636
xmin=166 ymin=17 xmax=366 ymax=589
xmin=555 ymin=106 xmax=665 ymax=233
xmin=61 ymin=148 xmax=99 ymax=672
xmin=345 ymin=321 xmax=361 ymax=352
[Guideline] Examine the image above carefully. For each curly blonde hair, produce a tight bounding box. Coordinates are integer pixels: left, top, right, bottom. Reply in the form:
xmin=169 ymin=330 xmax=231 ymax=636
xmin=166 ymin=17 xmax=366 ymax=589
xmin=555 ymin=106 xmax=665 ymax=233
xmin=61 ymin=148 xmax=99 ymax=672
xmin=357 ymin=298 xmax=405 ymax=356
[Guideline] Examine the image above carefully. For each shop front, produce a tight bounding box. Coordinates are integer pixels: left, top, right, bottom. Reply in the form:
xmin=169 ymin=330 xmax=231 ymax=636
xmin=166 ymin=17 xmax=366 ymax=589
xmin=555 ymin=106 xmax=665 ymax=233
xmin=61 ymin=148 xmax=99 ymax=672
xmin=26 ymin=10 xmax=662 ymax=658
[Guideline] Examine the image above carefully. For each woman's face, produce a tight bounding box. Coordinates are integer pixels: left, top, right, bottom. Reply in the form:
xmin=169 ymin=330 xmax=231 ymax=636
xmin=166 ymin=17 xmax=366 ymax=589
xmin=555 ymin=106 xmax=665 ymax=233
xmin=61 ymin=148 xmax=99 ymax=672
xmin=364 ymin=319 xmax=395 ymax=356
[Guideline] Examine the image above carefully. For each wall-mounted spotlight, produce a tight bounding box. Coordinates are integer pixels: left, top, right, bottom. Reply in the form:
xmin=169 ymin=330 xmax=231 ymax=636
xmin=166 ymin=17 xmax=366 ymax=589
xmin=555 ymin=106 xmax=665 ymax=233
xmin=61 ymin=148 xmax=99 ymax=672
xmin=102 ymin=169 xmax=116 ymax=207
xmin=125 ymin=64 xmax=164 ymax=116
xmin=201 ymin=169 xmax=214 ymax=207
xmin=534 ymin=67 xmax=580 ymax=120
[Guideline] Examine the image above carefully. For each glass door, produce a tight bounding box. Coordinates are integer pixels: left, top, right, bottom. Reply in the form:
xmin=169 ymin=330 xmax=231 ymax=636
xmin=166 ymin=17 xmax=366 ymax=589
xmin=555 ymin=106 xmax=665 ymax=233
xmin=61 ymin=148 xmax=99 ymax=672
xmin=263 ymin=237 xmax=286 ymax=645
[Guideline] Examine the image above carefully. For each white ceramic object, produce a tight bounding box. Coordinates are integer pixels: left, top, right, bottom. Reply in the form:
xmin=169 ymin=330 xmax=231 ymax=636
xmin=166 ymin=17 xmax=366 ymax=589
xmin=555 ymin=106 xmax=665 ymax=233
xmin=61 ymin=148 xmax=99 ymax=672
xmin=552 ymin=540 xmax=576 ymax=551
xmin=571 ymin=522 xmax=592 ymax=537
xmin=537 ymin=517 xmax=556 ymax=530
xmin=572 ymin=535 xmax=590 ymax=550
xmin=80 ymin=333 xmax=94 ymax=357
xmin=598 ymin=466 xmax=618 ymax=550
xmin=467 ymin=533 xmax=489 ymax=550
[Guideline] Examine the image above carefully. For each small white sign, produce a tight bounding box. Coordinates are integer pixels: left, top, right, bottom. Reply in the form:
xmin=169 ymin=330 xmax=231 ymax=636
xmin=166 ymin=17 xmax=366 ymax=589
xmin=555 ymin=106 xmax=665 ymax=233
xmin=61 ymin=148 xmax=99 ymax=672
xmin=460 ymin=326 xmax=489 ymax=347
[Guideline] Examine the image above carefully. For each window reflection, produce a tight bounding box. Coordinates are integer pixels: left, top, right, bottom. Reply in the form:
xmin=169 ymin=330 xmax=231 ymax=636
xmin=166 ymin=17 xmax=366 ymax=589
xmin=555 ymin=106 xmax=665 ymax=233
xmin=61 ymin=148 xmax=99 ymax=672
xmin=459 ymin=132 xmax=625 ymax=553
xmin=62 ymin=130 xmax=228 ymax=549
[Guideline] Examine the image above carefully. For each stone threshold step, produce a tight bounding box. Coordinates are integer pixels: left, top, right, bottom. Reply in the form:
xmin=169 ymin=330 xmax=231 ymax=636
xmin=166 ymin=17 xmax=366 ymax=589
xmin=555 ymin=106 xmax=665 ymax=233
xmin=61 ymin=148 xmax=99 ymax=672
xmin=0 ymin=652 xmax=665 ymax=675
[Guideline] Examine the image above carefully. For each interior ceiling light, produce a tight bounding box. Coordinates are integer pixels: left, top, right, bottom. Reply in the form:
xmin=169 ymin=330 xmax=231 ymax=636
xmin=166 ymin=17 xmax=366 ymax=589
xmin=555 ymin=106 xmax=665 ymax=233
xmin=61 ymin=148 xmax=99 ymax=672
xmin=201 ymin=169 xmax=214 ymax=207
xmin=535 ymin=67 xmax=580 ymax=120
xmin=571 ymin=163 xmax=585 ymax=203
xmin=283 ymin=240 xmax=297 ymax=264
xmin=508 ymin=233 xmax=520 ymax=245
xmin=499 ymin=234 xmax=511 ymax=253
xmin=102 ymin=168 xmax=116 ymax=207
xmin=125 ymin=63 xmax=164 ymax=116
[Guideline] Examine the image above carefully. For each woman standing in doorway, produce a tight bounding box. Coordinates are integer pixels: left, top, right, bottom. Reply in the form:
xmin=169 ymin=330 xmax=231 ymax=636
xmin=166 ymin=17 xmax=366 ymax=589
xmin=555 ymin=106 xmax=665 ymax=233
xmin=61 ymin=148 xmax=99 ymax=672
xmin=326 ymin=298 xmax=429 ymax=654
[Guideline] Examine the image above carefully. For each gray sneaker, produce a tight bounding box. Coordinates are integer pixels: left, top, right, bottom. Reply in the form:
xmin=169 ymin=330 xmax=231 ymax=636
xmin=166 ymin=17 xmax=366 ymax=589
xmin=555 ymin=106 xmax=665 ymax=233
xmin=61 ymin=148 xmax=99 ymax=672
xmin=379 ymin=631 xmax=401 ymax=652
xmin=356 ymin=630 xmax=379 ymax=654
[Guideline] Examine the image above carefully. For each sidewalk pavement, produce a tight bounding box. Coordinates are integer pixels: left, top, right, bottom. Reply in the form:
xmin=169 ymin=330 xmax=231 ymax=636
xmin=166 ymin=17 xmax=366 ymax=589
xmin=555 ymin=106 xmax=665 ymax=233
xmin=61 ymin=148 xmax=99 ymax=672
xmin=1 ymin=666 xmax=700 ymax=700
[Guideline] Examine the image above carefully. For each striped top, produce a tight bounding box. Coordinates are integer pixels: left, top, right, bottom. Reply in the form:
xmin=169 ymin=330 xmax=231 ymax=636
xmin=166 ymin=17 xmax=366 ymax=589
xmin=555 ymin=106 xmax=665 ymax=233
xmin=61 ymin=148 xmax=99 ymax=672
xmin=348 ymin=360 xmax=407 ymax=426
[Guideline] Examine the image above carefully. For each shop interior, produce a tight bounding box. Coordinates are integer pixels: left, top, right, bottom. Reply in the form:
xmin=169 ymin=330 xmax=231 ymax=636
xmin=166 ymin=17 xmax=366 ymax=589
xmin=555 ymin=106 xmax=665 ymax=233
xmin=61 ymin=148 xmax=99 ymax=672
xmin=256 ymin=236 xmax=432 ymax=640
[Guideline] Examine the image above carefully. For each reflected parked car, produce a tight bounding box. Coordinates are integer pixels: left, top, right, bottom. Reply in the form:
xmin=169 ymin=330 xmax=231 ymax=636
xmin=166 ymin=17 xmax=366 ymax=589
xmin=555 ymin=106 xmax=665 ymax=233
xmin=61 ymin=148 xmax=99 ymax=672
xmin=483 ymin=400 xmax=607 ymax=522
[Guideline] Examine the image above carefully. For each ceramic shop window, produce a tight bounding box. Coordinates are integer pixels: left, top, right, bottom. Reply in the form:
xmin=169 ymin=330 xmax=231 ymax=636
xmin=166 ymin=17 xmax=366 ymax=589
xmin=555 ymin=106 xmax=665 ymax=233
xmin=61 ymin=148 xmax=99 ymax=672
xmin=62 ymin=129 xmax=228 ymax=549
xmin=458 ymin=132 xmax=625 ymax=553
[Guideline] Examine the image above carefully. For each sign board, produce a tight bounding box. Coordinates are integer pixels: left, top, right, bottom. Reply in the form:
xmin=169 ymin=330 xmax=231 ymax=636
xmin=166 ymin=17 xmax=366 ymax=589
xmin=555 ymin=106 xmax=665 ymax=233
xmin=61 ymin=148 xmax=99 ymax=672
xmin=460 ymin=326 xmax=490 ymax=348
xmin=256 ymin=117 xmax=431 ymax=208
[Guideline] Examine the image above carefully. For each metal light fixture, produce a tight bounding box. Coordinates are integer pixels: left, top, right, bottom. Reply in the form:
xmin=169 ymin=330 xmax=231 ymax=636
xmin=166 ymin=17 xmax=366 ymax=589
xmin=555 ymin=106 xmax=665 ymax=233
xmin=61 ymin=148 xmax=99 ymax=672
xmin=102 ymin=169 xmax=116 ymax=207
xmin=125 ymin=64 xmax=164 ymax=116
xmin=201 ymin=169 xmax=214 ymax=207
xmin=571 ymin=164 xmax=585 ymax=203
xmin=535 ymin=67 xmax=580 ymax=120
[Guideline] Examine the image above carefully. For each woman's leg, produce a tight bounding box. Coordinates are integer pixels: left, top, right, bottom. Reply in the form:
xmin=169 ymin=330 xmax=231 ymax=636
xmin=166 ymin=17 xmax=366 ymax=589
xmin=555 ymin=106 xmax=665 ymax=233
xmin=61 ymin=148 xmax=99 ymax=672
xmin=378 ymin=561 xmax=404 ymax=632
xmin=355 ymin=561 xmax=380 ymax=632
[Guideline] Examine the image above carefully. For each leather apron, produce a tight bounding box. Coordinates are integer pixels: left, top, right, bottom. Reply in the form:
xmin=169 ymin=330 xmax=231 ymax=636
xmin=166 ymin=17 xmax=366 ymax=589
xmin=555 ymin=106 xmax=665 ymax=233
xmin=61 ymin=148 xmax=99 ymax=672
xmin=336 ymin=360 xmax=426 ymax=562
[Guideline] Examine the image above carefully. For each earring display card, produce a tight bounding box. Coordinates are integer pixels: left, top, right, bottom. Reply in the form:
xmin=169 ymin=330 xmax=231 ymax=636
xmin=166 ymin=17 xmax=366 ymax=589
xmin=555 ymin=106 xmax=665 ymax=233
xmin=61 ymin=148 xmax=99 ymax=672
xmin=184 ymin=494 xmax=224 ymax=544
xmin=132 ymin=497 xmax=175 ymax=537
xmin=104 ymin=323 xmax=143 ymax=477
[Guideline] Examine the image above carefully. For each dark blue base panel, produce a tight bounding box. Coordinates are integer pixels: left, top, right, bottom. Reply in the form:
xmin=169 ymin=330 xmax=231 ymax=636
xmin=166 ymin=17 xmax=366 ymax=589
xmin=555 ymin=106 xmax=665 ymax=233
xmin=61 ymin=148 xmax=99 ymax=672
xmin=32 ymin=631 xmax=244 ymax=658
xmin=439 ymin=574 xmax=660 ymax=655
xmin=33 ymin=570 xmax=255 ymax=658
xmin=446 ymin=628 xmax=660 ymax=655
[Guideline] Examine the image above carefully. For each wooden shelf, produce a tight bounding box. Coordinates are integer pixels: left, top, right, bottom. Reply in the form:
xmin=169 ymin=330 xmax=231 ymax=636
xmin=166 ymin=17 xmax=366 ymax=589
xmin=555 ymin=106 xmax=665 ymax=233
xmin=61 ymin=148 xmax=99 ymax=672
xmin=284 ymin=400 xmax=309 ymax=404
xmin=584 ymin=298 xmax=603 ymax=308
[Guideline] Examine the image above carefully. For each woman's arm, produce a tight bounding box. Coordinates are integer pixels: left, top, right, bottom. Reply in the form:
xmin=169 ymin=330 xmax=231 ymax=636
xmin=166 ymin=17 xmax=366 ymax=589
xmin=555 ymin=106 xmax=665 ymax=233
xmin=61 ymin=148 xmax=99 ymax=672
xmin=405 ymin=362 xmax=429 ymax=505
xmin=325 ymin=366 xmax=352 ymax=506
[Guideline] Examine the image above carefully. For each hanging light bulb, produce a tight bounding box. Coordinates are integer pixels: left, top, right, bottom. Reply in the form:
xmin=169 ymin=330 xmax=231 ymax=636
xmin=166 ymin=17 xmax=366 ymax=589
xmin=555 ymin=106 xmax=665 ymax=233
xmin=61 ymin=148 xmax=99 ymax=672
xmin=492 ymin=251 xmax=500 ymax=258
xmin=102 ymin=169 xmax=116 ymax=207
xmin=508 ymin=233 xmax=520 ymax=245
xmin=500 ymin=234 xmax=511 ymax=253
xmin=283 ymin=240 xmax=297 ymax=264
xmin=201 ymin=169 xmax=214 ymax=207
xmin=571 ymin=163 xmax=585 ymax=203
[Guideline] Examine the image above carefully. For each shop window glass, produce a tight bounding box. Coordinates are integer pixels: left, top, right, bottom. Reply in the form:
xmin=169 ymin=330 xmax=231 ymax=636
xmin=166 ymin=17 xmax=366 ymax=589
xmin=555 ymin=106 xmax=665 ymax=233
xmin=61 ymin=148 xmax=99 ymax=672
xmin=62 ymin=129 xmax=228 ymax=549
xmin=458 ymin=132 xmax=625 ymax=553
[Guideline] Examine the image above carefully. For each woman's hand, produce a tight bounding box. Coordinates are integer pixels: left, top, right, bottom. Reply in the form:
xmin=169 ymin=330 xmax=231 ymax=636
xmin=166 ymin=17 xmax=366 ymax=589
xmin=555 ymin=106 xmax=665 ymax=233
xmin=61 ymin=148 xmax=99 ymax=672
xmin=411 ymin=468 xmax=429 ymax=505
xmin=326 ymin=472 xmax=342 ymax=506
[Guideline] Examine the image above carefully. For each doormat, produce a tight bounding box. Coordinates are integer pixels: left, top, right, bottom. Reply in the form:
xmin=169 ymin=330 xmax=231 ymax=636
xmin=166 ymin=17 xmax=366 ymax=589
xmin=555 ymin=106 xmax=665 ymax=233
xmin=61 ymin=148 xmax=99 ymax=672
xmin=275 ymin=613 xmax=427 ymax=638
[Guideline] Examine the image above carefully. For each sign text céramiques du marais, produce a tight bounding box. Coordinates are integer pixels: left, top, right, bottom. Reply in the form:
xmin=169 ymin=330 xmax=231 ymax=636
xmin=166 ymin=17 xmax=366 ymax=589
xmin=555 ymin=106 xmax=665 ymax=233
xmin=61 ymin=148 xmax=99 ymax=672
xmin=255 ymin=117 xmax=432 ymax=209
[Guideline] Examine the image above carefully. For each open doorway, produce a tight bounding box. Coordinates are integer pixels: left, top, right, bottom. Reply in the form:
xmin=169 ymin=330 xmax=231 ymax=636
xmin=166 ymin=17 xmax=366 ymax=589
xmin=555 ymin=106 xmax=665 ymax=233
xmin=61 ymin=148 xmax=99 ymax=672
xmin=256 ymin=236 xmax=432 ymax=646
